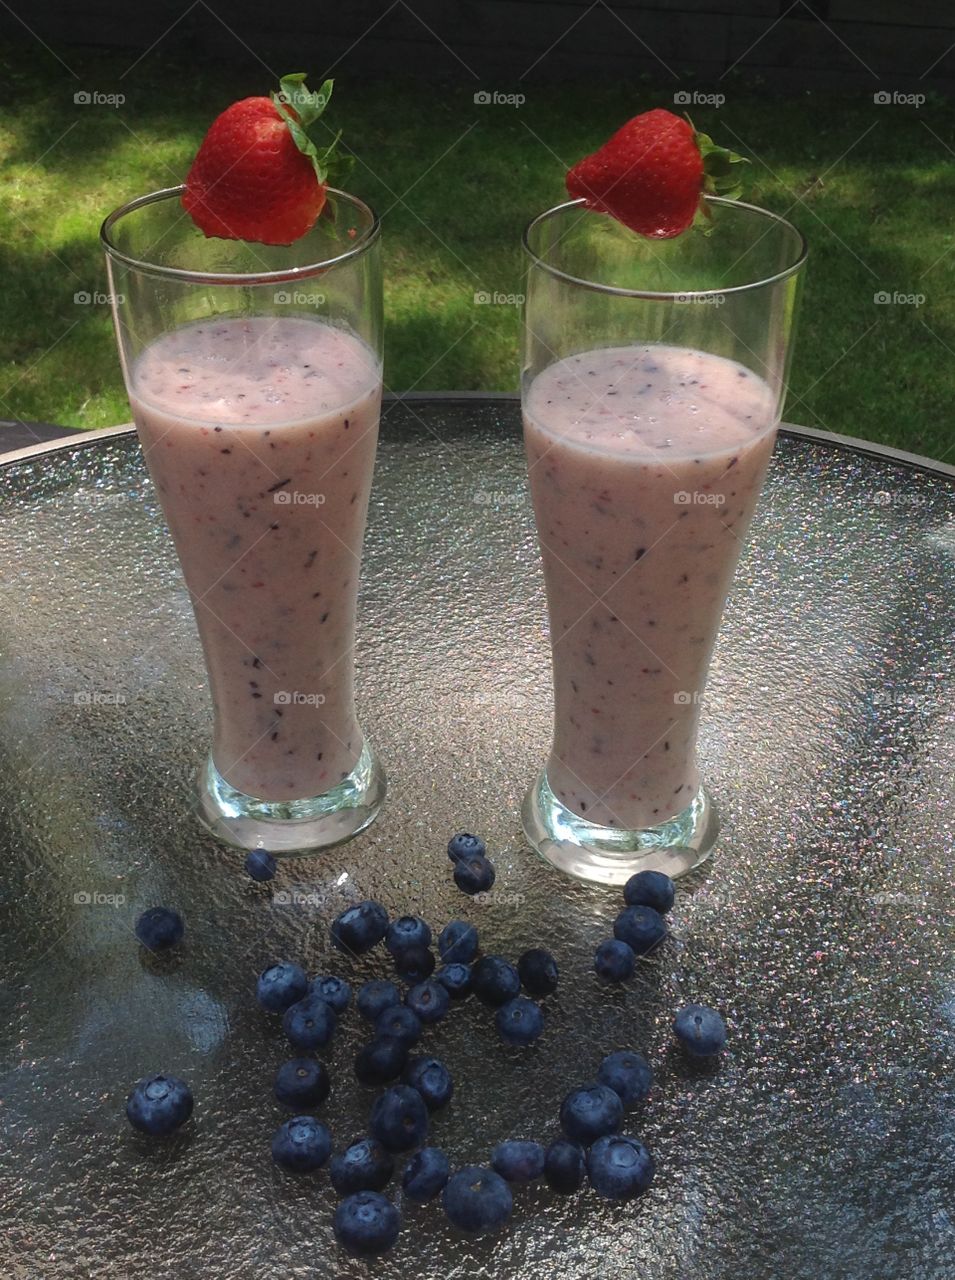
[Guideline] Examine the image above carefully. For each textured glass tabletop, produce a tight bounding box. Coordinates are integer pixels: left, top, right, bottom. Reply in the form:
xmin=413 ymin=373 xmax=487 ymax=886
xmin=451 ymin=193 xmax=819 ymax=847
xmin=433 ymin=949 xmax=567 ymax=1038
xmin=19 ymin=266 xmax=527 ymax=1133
xmin=1 ymin=399 xmax=954 ymax=1280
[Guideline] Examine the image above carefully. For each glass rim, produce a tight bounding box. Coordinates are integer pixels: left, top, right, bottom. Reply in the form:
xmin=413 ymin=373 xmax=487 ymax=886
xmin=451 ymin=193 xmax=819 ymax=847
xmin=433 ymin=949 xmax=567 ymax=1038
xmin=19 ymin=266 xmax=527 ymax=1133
xmin=100 ymin=185 xmax=381 ymax=286
xmin=522 ymin=196 xmax=808 ymax=301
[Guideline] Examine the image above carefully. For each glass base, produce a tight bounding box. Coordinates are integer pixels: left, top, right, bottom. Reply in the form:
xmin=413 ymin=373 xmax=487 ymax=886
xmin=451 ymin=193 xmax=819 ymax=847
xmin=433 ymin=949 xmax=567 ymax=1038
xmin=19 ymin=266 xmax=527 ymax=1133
xmin=196 ymin=739 xmax=386 ymax=854
xmin=521 ymin=769 xmax=718 ymax=886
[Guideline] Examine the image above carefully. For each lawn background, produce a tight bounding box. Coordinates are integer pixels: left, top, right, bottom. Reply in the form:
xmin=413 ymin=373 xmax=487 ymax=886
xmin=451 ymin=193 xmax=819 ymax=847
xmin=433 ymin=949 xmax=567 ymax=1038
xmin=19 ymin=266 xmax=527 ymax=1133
xmin=1 ymin=40 xmax=953 ymax=459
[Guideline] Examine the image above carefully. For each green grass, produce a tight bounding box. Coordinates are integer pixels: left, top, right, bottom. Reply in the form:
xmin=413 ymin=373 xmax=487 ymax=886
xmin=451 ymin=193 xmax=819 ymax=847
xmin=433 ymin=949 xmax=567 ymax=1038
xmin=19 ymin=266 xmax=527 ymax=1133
xmin=1 ymin=42 xmax=953 ymax=460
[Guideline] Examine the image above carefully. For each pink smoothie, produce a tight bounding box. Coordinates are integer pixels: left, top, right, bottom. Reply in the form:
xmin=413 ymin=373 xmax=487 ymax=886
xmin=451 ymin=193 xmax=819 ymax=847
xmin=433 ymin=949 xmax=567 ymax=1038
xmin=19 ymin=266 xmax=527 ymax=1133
xmin=129 ymin=315 xmax=381 ymax=802
xmin=524 ymin=343 xmax=777 ymax=831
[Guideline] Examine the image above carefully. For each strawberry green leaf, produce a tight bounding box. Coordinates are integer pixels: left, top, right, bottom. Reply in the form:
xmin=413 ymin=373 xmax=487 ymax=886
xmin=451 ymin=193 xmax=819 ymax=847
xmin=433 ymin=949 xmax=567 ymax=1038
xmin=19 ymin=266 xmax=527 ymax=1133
xmin=271 ymin=73 xmax=346 ymax=186
xmin=695 ymin=129 xmax=748 ymax=204
xmin=274 ymin=74 xmax=333 ymax=128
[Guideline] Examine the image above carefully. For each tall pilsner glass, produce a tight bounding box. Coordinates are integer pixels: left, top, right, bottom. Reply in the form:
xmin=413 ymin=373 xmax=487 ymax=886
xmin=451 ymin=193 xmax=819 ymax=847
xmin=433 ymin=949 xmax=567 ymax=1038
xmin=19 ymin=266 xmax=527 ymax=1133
xmin=102 ymin=187 xmax=386 ymax=852
xmin=521 ymin=197 xmax=806 ymax=884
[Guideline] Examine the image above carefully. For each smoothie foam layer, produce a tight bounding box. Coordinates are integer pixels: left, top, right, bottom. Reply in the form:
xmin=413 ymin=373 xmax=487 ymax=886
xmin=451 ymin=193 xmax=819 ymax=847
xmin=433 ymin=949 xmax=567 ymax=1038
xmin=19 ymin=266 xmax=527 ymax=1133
xmin=132 ymin=315 xmax=379 ymax=426
xmin=524 ymin=343 xmax=774 ymax=457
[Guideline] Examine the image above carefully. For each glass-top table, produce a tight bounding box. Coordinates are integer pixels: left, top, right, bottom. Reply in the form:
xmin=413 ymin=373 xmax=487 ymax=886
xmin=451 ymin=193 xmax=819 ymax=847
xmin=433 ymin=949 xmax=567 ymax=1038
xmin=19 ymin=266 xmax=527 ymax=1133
xmin=1 ymin=397 xmax=953 ymax=1279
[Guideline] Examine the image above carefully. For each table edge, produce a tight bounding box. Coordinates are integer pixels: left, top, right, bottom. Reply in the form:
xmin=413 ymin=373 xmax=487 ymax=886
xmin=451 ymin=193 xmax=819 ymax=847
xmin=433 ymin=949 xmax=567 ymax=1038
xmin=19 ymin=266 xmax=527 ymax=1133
xmin=1 ymin=396 xmax=953 ymax=482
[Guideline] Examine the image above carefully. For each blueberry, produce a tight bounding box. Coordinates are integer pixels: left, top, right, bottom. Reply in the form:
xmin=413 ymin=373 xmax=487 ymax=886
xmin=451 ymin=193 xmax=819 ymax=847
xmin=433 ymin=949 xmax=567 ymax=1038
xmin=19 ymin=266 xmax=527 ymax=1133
xmin=495 ymin=996 xmax=544 ymax=1046
xmin=271 ymin=1115 xmax=331 ymax=1172
xmin=587 ymin=1134 xmax=655 ymax=1200
xmin=402 ymin=1146 xmax=450 ymax=1203
xmin=374 ymin=1004 xmax=422 ymax=1048
xmin=357 ymin=979 xmax=401 ymax=1023
xmin=403 ymin=1055 xmax=454 ymax=1110
xmin=405 ymin=979 xmax=450 ymax=1025
xmin=544 ymin=1138 xmax=586 ymax=1193
xmin=598 ymin=1049 xmax=653 ymax=1106
xmin=393 ymin=944 xmax=435 ymax=984
xmin=491 ymin=1139 xmax=546 ymax=1183
xmin=256 ymin=961 xmax=309 ymax=1013
xmin=333 ymin=1190 xmax=401 ymax=1257
xmin=613 ymin=904 xmax=667 ymax=956
xmin=310 ymin=974 xmax=352 ymax=1015
xmin=623 ymin=869 xmax=675 ymax=914
xmin=273 ymin=1057 xmax=330 ymax=1109
xmin=447 ymin=832 xmax=486 ymax=863
xmin=517 ymin=947 xmax=558 ymax=996
xmin=436 ymin=962 xmax=472 ymax=999
xmin=125 ymin=1073 xmax=193 ymax=1135
xmin=673 ymin=1004 xmax=727 ymax=1057
xmin=594 ymin=938 xmax=636 ymax=982
xmin=559 ymin=1083 xmax=624 ymax=1145
xmin=442 ymin=1165 xmax=513 ymax=1234
xmin=471 ymin=955 xmax=520 ymax=1008
xmin=438 ymin=919 xmax=479 ymax=963
xmin=244 ymin=848 xmax=277 ymax=882
xmin=453 ymin=854 xmax=495 ymax=896
xmin=329 ymin=1136 xmax=395 ymax=1195
xmin=282 ymin=994 xmax=337 ymax=1051
xmin=368 ymin=1084 xmax=429 ymax=1152
xmin=354 ymin=1037 xmax=408 ymax=1087
xmin=331 ymin=899 xmax=389 ymax=954
xmin=134 ymin=906 xmax=184 ymax=952
xmin=386 ymin=914 xmax=432 ymax=957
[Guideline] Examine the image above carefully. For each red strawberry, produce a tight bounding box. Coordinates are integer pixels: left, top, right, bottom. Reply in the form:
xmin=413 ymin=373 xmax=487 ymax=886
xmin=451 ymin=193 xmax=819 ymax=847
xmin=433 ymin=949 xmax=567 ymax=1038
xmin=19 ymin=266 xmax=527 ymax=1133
xmin=566 ymin=108 xmax=746 ymax=240
xmin=183 ymin=74 xmax=351 ymax=246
